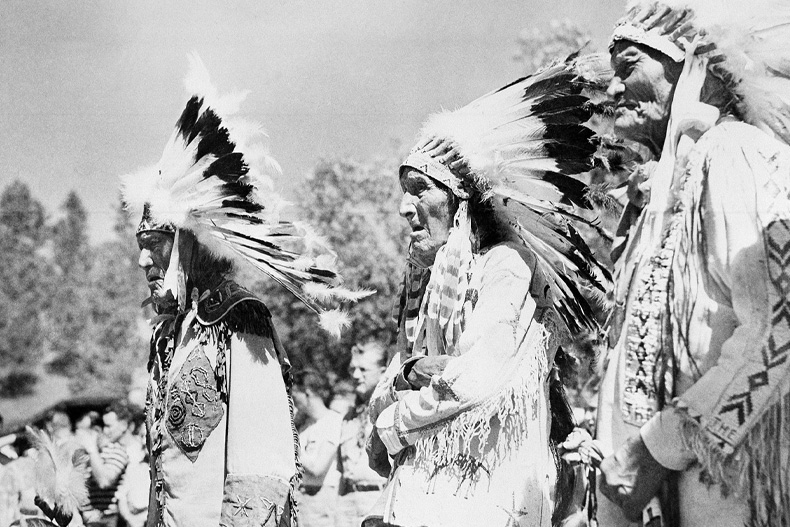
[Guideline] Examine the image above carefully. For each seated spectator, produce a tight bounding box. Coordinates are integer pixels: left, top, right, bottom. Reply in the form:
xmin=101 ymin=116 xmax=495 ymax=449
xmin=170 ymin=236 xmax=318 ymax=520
xmin=73 ymin=412 xmax=99 ymax=442
xmin=44 ymin=411 xmax=76 ymax=450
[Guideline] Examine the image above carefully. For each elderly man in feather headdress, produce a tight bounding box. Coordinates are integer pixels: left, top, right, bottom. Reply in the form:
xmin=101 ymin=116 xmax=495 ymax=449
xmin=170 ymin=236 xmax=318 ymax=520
xmin=363 ymin=56 xmax=612 ymax=527
xmin=122 ymin=55 xmax=364 ymax=527
xmin=560 ymin=2 xmax=790 ymax=526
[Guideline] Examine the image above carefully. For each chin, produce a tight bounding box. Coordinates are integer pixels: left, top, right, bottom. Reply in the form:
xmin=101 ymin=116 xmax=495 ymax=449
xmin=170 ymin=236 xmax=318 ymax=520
xmin=613 ymin=116 xmax=639 ymax=141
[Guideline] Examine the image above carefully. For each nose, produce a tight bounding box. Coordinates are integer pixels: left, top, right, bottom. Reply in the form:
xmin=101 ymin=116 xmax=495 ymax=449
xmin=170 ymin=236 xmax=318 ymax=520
xmin=138 ymin=248 xmax=153 ymax=269
xmin=399 ymin=193 xmax=416 ymax=220
xmin=607 ymin=76 xmax=624 ymax=100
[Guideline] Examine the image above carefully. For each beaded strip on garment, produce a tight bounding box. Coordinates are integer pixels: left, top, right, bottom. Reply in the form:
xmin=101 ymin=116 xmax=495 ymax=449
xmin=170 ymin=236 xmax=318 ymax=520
xmin=621 ymin=170 xmax=692 ymax=426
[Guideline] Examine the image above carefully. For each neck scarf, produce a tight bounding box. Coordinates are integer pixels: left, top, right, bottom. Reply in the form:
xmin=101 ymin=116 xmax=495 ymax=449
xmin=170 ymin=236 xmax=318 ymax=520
xmin=394 ymin=202 xmax=474 ymax=357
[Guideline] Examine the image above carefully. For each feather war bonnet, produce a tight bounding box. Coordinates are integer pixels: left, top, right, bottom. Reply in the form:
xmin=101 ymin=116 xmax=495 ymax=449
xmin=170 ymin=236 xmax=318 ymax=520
xmin=121 ymin=54 xmax=368 ymax=336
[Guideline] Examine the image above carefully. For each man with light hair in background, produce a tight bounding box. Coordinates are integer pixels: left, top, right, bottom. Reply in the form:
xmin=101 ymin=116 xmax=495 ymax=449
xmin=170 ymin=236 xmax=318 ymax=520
xmin=336 ymin=341 xmax=388 ymax=527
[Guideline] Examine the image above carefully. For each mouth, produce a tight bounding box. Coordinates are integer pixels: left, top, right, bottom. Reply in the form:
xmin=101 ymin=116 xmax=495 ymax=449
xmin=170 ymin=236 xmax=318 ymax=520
xmin=410 ymin=225 xmax=425 ymax=237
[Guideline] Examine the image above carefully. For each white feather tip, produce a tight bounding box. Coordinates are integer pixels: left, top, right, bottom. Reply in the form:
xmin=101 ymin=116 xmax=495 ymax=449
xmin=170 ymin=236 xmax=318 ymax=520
xmin=302 ymin=282 xmax=375 ymax=303
xmin=319 ymin=309 xmax=351 ymax=339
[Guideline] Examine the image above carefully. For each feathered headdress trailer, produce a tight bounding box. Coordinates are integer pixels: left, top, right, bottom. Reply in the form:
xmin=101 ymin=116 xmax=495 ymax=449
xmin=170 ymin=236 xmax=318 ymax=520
xmin=121 ymin=54 xmax=368 ymax=336
xmin=610 ymin=0 xmax=790 ymax=523
xmin=395 ymin=52 xmax=614 ymax=355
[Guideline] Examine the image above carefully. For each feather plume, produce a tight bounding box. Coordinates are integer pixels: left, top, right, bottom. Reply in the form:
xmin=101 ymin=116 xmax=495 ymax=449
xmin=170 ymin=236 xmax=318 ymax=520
xmin=27 ymin=426 xmax=88 ymax=517
xmin=302 ymin=281 xmax=375 ymax=303
xmin=319 ymin=309 xmax=351 ymax=339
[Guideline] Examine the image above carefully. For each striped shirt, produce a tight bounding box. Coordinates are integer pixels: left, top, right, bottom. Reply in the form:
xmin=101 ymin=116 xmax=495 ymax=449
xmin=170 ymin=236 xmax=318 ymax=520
xmin=81 ymin=441 xmax=129 ymax=515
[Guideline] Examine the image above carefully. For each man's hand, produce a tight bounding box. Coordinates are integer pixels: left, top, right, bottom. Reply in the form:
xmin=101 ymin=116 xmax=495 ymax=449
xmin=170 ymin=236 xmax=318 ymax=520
xmin=559 ymin=427 xmax=603 ymax=467
xmin=599 ymin=434 xmax=672 ymax=521
xmin=405 ymin=356 xmax=451 ymax=389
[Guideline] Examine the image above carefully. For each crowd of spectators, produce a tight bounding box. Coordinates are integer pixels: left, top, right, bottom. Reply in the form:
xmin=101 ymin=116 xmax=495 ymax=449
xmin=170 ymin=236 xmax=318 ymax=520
xmin=0 ymin=402 xmax=147 ymax=527
xmin=0 ymin=345 xmax=598 ymax=527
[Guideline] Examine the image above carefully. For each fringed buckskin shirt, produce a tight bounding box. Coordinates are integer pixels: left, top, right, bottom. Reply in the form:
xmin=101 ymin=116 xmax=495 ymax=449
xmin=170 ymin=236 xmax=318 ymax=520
xmin=145 ymin=281 xmax=299 ymax=527
xmin=597 ymin=120 xmax=790 ymax=527
xmin=369 ymin=241 xmax=563 ymax=527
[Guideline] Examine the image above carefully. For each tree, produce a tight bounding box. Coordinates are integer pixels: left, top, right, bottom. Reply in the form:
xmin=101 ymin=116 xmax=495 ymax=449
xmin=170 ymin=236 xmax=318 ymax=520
xmin=0 ymin=181 xmax=51 ymax=396
xmin=252 ymin=155 xmax=409 ymax=382
xmin=514 ymin=19 xmax=592 ymax=74
xmin=45 ymin=192 xmax=94 ymax=375
xmin=68 ymin=198 xmax=149 ymax=395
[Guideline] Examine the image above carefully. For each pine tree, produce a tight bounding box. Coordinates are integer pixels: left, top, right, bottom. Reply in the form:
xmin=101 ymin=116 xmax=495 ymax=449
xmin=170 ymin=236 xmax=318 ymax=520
xmin=69 ymin=197 xmax=148 ymax=395
xmin=0 ymin=181 xmax=51 ymax=396
xmin=46 ymin=191 xmax=93 ymax=375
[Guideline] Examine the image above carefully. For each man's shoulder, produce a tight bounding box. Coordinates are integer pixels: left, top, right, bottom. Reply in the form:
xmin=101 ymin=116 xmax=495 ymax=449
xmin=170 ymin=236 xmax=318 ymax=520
xmin=196 ymin=280 xmax=274 ymax=337
xmin=477 ymin=241 xmax=534 ymax=279
xmin=698 ymin=120 xmax=783 ymax=154
xmin=695 ymin=119 xmax=790 ymax=195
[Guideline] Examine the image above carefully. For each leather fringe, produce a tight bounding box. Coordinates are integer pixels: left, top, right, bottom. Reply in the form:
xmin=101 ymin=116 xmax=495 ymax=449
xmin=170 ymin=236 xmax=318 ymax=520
xmin=678 ymin=390 xmax=790 ymax=527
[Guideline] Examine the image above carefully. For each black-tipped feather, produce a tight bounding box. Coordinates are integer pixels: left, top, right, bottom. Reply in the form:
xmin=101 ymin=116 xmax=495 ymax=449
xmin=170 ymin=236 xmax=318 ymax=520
xmin=176 ymin=96 xmax=202 ymax=141
xmin=541 ymin=172 xmax=592 ymax=209
xmin=205 ymin=153 xmax=248 ymax=180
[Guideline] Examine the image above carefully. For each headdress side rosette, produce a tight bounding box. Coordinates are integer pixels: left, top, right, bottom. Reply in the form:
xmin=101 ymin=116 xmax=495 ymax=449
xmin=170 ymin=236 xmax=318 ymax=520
xmin=121 ymin=53 xmax=369 ymax=336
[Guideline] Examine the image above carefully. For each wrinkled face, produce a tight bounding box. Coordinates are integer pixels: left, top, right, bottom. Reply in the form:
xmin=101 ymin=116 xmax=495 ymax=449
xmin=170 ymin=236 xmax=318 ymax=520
xmin=102 ymin=411 xmax=129 ymax=443
xmin=608 ymin=40 xmax=682 ymax=154
xmin=137 ymin=231 xmax=174 ymax=301
xmin=399 ymin=168 xmax=457 ymax=267
xmin=349 ymin=343 xmax=386 ymax=401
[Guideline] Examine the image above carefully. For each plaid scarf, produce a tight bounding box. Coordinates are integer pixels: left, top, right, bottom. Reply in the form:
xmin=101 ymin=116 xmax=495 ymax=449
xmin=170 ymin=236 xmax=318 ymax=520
xmin=394 ymin=203 xmax=474 ymax=357
xmin=393 ymin=263 xmax=431 ymax=346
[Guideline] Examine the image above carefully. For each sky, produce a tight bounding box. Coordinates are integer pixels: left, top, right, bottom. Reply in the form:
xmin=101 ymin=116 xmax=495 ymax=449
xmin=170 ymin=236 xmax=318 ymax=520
xmin=0 ymin=0 xmax=625 ymax=243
